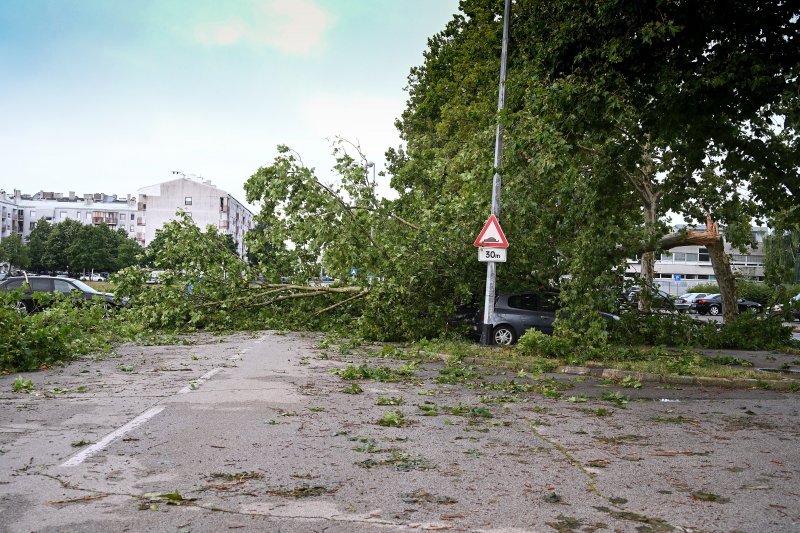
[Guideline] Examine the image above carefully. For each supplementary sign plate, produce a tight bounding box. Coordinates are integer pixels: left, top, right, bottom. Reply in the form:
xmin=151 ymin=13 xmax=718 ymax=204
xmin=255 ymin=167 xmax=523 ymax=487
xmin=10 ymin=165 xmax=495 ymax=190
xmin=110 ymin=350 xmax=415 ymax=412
xmin=478 ymin=247 xmax=507 ymax=262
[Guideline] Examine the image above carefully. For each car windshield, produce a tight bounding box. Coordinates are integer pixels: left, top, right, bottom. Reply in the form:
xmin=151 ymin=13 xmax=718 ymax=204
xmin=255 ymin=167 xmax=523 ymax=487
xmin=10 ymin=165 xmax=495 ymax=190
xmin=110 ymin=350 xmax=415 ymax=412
xmin=70 ymin=279 xmax=101 ymax=294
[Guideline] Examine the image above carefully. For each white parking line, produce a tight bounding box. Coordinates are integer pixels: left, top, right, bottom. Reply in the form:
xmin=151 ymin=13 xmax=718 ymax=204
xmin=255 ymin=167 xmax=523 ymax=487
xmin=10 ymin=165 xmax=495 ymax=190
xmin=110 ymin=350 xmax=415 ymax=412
xmin=60 ymin=406 xmax=165 ymax=467
xmin=60 ymin=336 xmax=264 ymax=468
xmin=177 ymin=367 xmax=223 ymax=394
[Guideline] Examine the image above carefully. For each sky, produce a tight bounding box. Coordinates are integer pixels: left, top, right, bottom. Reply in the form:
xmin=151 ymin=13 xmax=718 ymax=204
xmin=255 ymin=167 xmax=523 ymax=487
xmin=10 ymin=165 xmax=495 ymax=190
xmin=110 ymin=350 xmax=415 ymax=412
xmin=0 ymin=0 xmax=461 ymax=210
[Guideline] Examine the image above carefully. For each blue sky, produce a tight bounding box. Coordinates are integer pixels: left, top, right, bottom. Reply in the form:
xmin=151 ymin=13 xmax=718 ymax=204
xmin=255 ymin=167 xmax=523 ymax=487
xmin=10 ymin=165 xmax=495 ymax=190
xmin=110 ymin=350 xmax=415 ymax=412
xmin=0 ymin=0 xmax=460 ymax=207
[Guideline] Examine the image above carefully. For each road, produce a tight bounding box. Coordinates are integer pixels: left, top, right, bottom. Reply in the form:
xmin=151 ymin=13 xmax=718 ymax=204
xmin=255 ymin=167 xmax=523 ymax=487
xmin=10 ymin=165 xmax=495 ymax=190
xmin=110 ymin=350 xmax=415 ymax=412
xmin=1 ymin=332 xmax=799 ymax=532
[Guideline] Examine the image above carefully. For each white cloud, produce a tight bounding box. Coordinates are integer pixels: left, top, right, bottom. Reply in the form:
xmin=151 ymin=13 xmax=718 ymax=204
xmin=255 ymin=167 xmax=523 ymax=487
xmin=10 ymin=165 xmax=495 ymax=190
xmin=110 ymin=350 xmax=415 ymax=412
xmin=193 ymin=0 xmax=332 ymax=55
xmin=300 ymin=92 xmax=405 ymax=197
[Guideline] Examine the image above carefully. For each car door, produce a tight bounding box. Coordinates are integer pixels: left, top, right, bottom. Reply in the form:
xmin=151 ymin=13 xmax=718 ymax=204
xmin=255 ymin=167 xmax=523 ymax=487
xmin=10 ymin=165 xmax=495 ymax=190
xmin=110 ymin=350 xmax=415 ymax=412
xmin=534 ymin=292 xmax=558 ymax=334
xmin=503 ymin=294 xmax=540 ymax=336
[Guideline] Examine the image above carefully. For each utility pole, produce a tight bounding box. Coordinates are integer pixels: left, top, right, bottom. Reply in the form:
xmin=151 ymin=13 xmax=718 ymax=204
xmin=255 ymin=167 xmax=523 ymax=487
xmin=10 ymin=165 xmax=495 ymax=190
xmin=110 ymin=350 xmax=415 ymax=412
xmin=480 ymin=0 xmax=511 ymax=346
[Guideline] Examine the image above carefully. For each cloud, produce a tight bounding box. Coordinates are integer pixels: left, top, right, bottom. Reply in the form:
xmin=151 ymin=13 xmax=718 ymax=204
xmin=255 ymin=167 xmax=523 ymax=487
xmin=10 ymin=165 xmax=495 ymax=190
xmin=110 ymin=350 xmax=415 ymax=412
xmin=193 ymin=0 xmax=332 ymax=55
xmin=300 ymin=92 xmax=405 ymax=197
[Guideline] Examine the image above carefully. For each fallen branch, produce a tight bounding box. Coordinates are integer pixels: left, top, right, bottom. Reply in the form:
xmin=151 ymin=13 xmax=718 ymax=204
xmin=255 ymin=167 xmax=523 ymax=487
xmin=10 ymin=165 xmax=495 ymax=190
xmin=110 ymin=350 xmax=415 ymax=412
xmin=312 ymin=289 xmax=369 ymax=316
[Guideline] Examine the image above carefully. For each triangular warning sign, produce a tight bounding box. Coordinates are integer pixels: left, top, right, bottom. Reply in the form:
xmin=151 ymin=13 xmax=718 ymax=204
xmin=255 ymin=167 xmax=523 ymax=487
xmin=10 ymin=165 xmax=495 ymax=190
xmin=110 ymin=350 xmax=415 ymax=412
xmin=473 ymin=214 xmax=509 ymax=248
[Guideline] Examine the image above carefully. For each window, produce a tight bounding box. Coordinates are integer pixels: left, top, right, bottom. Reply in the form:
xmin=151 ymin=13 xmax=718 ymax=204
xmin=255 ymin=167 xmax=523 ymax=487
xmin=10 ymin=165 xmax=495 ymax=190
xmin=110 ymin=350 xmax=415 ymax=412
xmin=130 ymin=225 xmax=134 ymax=232
xmin=76 ymin=211 xmax=81 ymax=218
xmin=185 ymin=212 xmax=192 ymax=220
xmin=685 ymin=253 xmax=699 ymax=262
xmin=699 ymin=248 xmax=709 ymax=262
xmin=60 ymin=211 xmax=67 ymax=219
xmin=30 ymin=210 xmax=36 ymax=218
xmin=29 ymin=222 xmax=35 ymax=230
xmin=54 ymin=279 xmax=74 ymax=293
xmin=673 ymin=252 xmax=686 ymax=262
xmin=86 ymin=213 xmax=92 ymax=220
xmin=508 ymin=294 xmax=537 ymax=311
xmin=130 ymin=213 xmax=135 ymax=220
xmin=30 ymin=278 xmax=51 ymax=292
xmin=184 ymin=197 xmax=192 ymax=206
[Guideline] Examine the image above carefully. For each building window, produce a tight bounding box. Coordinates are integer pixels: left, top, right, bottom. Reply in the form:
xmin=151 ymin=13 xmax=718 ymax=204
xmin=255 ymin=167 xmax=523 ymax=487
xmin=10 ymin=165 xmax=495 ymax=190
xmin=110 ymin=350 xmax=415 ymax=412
xmin=86 ymin=213 xmax=92 ymax=220
xmin=29 ymin=221 xmax=35 ymax=230
xmin=130 ymin=225 xmax=134 ymax=232
xmin=673 ymin=252 xmax=686 ymax=262
xmin=30 ymin=210 xmax=36 ymax=218
xmin=130 ymin=213 xmax=135 ymax=220
xmin=185 ymin=212 xmax=192 ymax=220
xmin=685 ymin=252 xmax=699 ymax=262
xmin=60 ymin=211 xmax=67 ymax=219
xmin=76 ymin=211 xmax=81 ymax=218
xmin=699 ymin=248 xmax=709 ymax=262
xmin=185 ymin=197 xmax=192 ymax=206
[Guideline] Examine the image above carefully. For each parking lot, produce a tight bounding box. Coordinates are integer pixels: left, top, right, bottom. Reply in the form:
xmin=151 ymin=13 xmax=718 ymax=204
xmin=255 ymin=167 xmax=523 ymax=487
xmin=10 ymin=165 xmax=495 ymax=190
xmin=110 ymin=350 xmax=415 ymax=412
xmin=1 ymin=331 xmax=799 ymax=532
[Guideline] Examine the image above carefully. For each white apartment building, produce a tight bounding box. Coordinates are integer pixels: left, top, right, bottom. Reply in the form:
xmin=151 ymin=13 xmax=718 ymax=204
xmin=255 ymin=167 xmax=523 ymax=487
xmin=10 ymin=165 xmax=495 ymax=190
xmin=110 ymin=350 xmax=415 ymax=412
xmin=136 ymin=174 xmax=254 ymax=257
xmin=2 ymin=177 xmax=254 ymax=259
xmin=626 ymin=226 xmax=766 ymax=295
xmin=0 ymin=189 xmax=137 ymax=241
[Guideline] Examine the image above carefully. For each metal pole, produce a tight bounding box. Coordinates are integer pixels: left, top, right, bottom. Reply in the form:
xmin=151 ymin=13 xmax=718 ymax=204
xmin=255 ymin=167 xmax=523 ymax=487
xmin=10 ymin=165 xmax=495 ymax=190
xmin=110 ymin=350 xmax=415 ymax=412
xmin=480 ymin=0 xmax=511 ymax=346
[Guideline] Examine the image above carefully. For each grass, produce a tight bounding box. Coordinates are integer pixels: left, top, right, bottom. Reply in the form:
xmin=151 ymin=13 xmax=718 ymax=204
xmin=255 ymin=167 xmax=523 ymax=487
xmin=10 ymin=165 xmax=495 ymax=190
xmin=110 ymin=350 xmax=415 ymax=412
xmin=422 ymin=339 xmax=790 ymax=382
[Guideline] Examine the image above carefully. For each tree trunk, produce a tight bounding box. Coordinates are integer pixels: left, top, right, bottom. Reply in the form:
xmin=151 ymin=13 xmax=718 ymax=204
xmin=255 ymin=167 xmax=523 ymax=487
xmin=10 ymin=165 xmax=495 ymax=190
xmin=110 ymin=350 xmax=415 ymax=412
xmin=707 ymin=238 xmax=738 ymax=323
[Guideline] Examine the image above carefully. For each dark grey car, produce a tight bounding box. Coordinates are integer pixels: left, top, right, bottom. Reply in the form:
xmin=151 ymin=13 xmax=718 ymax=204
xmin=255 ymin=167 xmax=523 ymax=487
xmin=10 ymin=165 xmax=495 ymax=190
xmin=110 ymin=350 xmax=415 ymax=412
xmin=475 ymin=292 xmax=620 ymax=345
xmin=475 ymin=292 xmax=553 ymax=345
xmin=0 ymin=275 xmax=120 ymax=313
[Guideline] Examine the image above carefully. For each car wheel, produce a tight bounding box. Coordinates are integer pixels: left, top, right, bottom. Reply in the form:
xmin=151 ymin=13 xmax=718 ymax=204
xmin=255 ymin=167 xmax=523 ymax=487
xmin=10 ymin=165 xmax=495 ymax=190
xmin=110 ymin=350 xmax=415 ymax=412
xmin=12 ymin=301 xmax=28 ymax=314
xmin=493 ymin=325 xmax=517 ymax=345
xmin=709 ymin=305 xmax=721 ymax=316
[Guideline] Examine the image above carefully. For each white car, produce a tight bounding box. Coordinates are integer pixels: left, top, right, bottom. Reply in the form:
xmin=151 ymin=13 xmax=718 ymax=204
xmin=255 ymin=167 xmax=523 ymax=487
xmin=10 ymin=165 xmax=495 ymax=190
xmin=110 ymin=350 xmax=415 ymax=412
xmin=673 ymin=292 xmax=711 ymax=313
xmin=80 ymin=273 xmax=108 ymax=282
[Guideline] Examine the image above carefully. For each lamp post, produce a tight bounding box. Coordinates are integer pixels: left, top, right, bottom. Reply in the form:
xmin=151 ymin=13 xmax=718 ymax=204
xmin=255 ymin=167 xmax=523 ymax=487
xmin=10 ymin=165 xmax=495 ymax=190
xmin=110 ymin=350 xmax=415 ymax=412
xmin=480 ymin=0 xmax=511 ymax=346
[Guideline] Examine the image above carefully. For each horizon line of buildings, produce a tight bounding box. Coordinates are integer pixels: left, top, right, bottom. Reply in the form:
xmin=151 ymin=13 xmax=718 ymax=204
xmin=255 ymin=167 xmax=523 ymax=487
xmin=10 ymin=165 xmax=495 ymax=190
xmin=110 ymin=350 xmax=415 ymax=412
xmin=0 ymin=173 xmax=254 ymax=258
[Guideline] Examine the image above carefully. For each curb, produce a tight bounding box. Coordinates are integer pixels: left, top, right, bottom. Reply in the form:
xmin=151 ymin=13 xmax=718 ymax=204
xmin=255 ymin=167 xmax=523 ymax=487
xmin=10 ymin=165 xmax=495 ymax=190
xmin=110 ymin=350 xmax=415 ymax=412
xmin=556 ymin=365 xmax=799 ymax=392
xmin=443 ymin=355 xmax=799 ymax=392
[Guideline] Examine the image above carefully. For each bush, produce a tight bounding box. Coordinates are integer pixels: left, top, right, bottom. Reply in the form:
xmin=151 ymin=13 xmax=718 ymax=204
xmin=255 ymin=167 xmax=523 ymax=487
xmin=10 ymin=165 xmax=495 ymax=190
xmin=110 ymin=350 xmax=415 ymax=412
xmin=736 ymin=280 xmax=772 ymax=305
xmin=705 ymin=313 xmax=793 ymax=350
xmin=610 ymin=308 xmax=794 ymax=351
xmin=610 ymin=311 xmax=715 ymax=347
xmin=0 ymin=294 xmax=125 ymax=372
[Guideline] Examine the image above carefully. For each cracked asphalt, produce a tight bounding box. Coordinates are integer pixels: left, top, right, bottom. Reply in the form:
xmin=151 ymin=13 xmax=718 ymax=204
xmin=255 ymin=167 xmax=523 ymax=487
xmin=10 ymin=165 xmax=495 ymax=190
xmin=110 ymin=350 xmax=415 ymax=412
xmin=1 ymin=331 xmax=799 ymax=532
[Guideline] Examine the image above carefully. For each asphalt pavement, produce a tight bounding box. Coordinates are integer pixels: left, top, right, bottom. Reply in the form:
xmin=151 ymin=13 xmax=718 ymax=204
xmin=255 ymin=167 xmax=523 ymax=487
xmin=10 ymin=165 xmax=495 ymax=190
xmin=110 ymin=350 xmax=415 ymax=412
xmin=1 ymin=332 xmax=799 ymax=532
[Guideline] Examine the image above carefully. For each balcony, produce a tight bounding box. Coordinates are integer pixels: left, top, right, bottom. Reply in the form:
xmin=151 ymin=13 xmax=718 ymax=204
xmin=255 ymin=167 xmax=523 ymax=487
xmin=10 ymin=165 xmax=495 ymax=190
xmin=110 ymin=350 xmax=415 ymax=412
xmin=93 ymin=216 xmax=118 ymax=225
xmin=137 ymin=217 xmax=146 ymax=226
xmin=219 ymin=220 xmax=229 ymax=229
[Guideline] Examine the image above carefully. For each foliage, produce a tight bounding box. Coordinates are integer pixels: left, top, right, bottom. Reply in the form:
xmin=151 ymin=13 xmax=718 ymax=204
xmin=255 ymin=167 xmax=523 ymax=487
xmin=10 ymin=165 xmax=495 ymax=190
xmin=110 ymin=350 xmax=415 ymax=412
xmin=0 ymin=291 xmax=131 ymax=372
xmin=114 ymin=212 xmax=252 ymax=330
xmin=10 ymin=218 xmax=140 ymax=275
xmin=0 ymin=234 xmax=30 ymax=270
xmin=764 ymin=228 xmax=800 ymax=284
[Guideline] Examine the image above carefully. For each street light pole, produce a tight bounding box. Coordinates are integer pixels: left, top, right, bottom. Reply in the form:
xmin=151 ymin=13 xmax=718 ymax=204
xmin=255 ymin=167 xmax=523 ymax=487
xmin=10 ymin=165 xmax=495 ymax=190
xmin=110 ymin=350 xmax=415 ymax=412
xmin=480 ymin=0 xmax=511 ymax=346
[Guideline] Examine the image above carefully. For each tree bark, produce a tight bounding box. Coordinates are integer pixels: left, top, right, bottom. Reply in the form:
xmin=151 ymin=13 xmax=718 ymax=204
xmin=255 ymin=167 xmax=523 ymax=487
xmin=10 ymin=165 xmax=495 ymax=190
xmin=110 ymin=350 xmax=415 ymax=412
xmin=707 ymin=237 xmax=738 ymax=323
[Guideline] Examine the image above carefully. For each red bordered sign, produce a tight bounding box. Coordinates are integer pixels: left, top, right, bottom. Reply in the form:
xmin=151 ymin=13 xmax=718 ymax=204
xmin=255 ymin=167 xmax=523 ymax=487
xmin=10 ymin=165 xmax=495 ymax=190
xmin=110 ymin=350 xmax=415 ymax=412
xmin=473 ymin=214 xmax=509 ymax=248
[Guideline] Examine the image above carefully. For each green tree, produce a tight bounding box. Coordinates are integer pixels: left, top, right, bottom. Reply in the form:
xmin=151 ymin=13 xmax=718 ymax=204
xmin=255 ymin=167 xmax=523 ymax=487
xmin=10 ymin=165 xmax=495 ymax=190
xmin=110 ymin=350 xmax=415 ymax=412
xmin=0 ymin=234 xmax=30 ymax=270
xmin=764 ymin=228 xmax=800 ymax=285
xmin=394 ymin=0 xmax=799 ymax=323
xmin=42 ymin=219 xmax=83 ymax=273
xmin=113 ymin=229 xmax=142 ymax=270
xmin=27 ymin=219 xmax=52 ymax=273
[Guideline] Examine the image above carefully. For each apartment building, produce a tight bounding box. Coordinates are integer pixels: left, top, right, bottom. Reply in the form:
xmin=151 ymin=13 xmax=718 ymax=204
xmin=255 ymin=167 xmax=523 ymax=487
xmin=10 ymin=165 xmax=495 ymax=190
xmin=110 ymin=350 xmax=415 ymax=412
xmin=2 ymin=176 xmax=254 ymax=259
xmin=0 ymin=189 xmax=137 ymax=241
xmin=136 ymin=174 xmax=254 ymax=257
xmin=626 ymin=226 xmax=766 ymax=294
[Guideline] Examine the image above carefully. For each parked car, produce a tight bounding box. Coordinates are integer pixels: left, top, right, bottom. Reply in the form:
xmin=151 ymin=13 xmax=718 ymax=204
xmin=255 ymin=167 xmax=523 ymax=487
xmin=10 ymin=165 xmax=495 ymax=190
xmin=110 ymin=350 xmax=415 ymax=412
xmin=80 ymin=272 xmax=108 ymax=282
xmin=0 ymin=275 xmax=124 ymax=313
xmin=673 ymin=293 xmax=711 ymax=313
xmin=621 ymin=287 xmax=675 ymax=312
xmin=772 ymin=293 xmax=800 ymax=321
xmin=474 ymin=291 xmax=619 ymax=345
xmin=695 ymin=294 xmax=762 ymax=316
